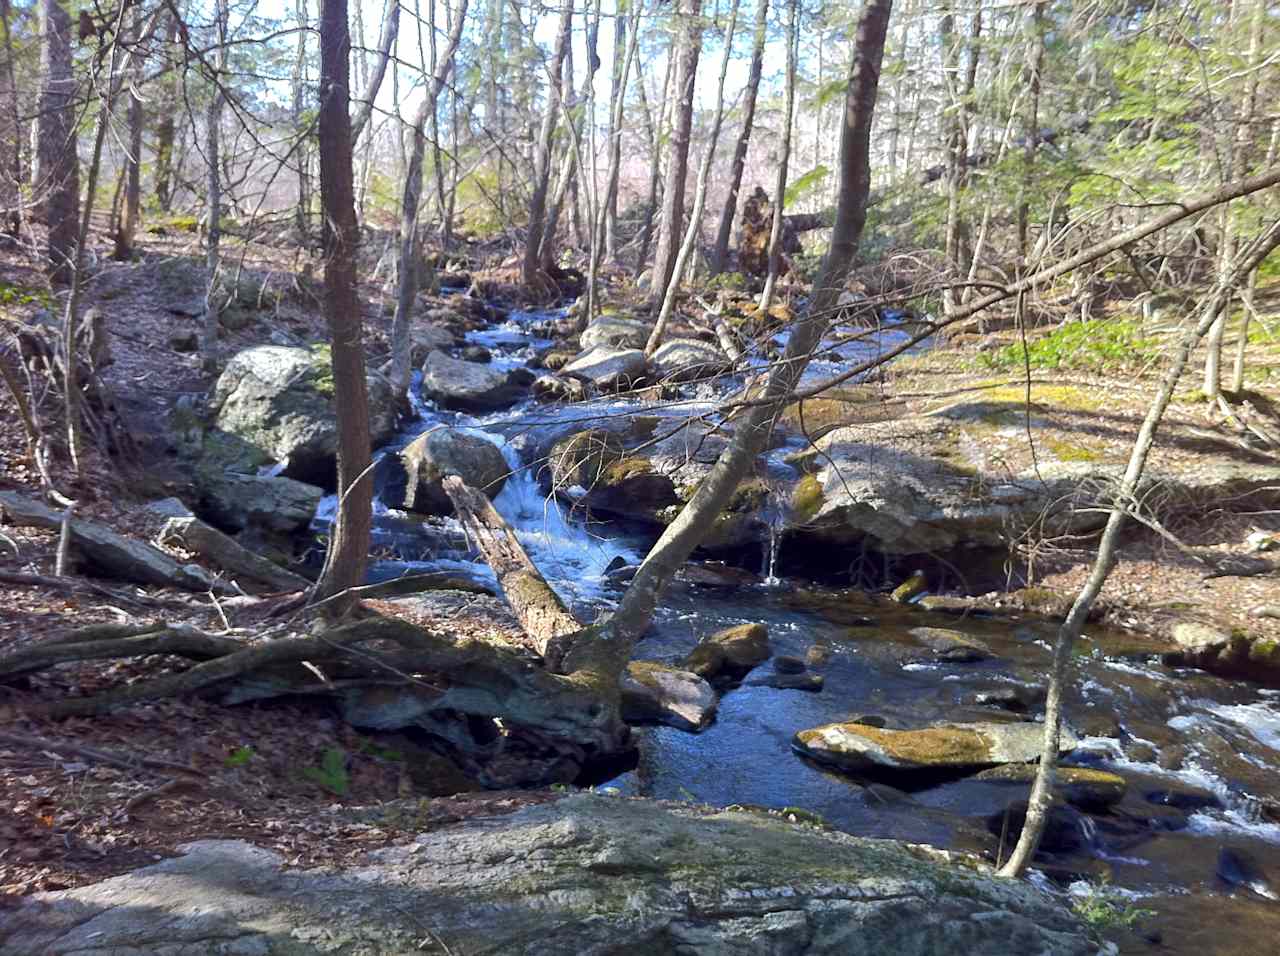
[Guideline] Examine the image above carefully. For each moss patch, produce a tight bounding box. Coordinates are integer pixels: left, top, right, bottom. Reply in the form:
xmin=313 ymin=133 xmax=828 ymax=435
xmin=1044 ymin=437 xmax=1104 ymax=463
xmin=789 ymin=474 xmax=825 ymax=523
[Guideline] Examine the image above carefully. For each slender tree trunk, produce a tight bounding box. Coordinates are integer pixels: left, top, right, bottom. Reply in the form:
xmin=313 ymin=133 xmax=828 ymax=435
xmin=388 ymin=0 xmax=469 ymax=395
xmin=603 ymin=6 xmax=627 ymax=260
xmin=113 ymin=14 xmax=144 ymax=262
xmin=633 ymin=52 xmax=672 ymax=279
xmin=36 ymin=0 xmax=78 ymax=287
xmin=522 ymin=1 xmax=574 ymax=294
xmin=1017 ymin=1 xmax=1044 ymax=259
xmin=293 ymin=0 xmax=311 ymax=238
xmin=709 ymin=0 xmax=768 ymax=276
xmin=999 ymin=216 xmax=1280 ymax=878
xmin=561 ymin=0 xmax=892 ymax=696
xmin=201 ymin=0 xmax=228 ymax=363
xmin=153 ymin=15 xmax=179 ymax=213
xmin=0 ymin=0 xmax=24 ymax=237
xmin=648 ymin=0 xmax=704 ymax=310
xmin=940 ymin=0 xmax=981 ymax=318
xmin=312 ymin=0 xmax=373 ymax=615
xmin=647 ymin=0 xmax=741 ymax=354
xmin=350 ymin=0 xmax=400 ymax=141
xmin=758 ymin=0 xmax=800 ymax=312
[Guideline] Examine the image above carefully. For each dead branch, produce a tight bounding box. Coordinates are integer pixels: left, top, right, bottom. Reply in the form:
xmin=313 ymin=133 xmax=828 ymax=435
xmin=0 ymin=730 xmax=200 ymax=776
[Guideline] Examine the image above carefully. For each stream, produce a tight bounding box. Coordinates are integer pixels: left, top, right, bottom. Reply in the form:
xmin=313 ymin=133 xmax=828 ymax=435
xmin=317 ymin=302 xmax=1280 ymax=954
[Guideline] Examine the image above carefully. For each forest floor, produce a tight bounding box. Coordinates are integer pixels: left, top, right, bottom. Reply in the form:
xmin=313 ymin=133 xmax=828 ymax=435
xmin=1 ymin=222 xmax=1278 ymax=895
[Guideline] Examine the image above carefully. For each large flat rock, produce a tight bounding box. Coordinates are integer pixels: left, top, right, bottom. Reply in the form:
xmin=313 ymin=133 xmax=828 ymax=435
xmin=0 ymin=794 xmax=1095 ymax=955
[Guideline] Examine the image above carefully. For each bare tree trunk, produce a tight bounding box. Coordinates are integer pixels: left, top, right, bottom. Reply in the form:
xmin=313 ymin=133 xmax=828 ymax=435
xmin=522 ymin=1 xmax=573 ymax=294
xmin=632 ymin=52 xmax=672 ymax=279
xmin=1017 ymin=1 xmax=1044 ymax=259
xmin=36 ymin=0 xmax=78 ymax=287
xmin=648 ymin=0 xmax=703 ymax=310
xmin=758 ymin=0 xmax=800 ymax=312
xmin=292 ymin=0 xmax=311 ymax=238
xmin=603 ymin=6 xmax=628 ymax=260
xmin=311 ymin=0 xmax=373 ymax=616
xmin=558 ymin=0 xmax=892 ymax=699
xmin=939 ymin=0 xmax=981 ymax=318
xmin=349 ymin=0 xmax=400 ymax=141
xmin=153 ymin=14 xmax=179 ymax=213
xmin=201 ymin=0 xmax=229 ymax=365
xmin=0 ymin=0 xmax=24 ymax=237
xmin=647 ymin=0 xmax=741 ymax=355
xmin=388 ymin=0 xmax=469 ymax=395
xmin=709 ymin=0 xmax=768 ymax=276
xmin=113 ymin=15 xmax=144 ymax=262
xmin=999 ymin=216 xmax=1280 ymax=877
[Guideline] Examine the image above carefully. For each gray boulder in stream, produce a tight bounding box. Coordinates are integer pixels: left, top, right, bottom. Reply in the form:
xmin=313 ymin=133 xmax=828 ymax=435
xmin=621 ymin=661 xmax=718 ymax=731
xmin=0 ymin=794 xmax=1097 ymax=956
xmin=579 ymin=313 xmax=651 ymax=350
xmin=399 ymin=427 xmax=509 ymax=515
xmin=650 ymin=337 xmax=729 ymax=383
xmin=208 ymin=345 xmax=399 ymax=485
xmin=793 ymin=720 xmax=1079 ymax=776
xmin=421 ymin=349 xmax=522 ymax=410
xmin=562 ymin=346 xmax=648 ymax=390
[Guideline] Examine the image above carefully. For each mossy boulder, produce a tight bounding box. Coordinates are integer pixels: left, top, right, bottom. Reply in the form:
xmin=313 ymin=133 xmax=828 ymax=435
xmin=908 ymin=626 xmax=993 ymax=663
xmin=541 ymin=429 xmax=625 ymax=496
xmin=621 ymin=661 xmax=718 ymax=731
xmin=208 ymin=345 xmax=399 ymax=486
xmin=684 ymin=622 xmax=771 ymax=682
xmin=399 ymin=428 xmax=509 ymax=515
xmin=1162 ymin=622 xmax=1280 ymax=688
xmin=793 ymin=720 xmax=1079 ymax=777
xmin=974 ymin=764 xmax=1128 ymax=812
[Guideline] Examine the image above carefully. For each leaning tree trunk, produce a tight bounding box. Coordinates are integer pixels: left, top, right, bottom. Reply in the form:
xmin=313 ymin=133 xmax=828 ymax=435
xmin=557 ymin=0 xmax=893 ymax=706
xmin=648 ymin=0 xmax=703 ymax=310
xmin=757 ymin=0 xmax=799 ymax=312
xmin=999 ymin=215 xmax=1280 ymax=877
xmin=709 ymin=0 xmax=768 ymax=277
xmin=36 ymin=0 xmax=78 ymax=287
xmin=311 ymin=0 xmax=373 ymax=615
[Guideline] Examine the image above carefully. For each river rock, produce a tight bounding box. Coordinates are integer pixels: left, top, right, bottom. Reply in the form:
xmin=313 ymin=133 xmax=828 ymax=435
xmin=773 ymin=655 xmax=808 ymax=674
xmin=974 ymin=764 xmax=1127 ymax=811
xmin=621 ymin=661 xmax=718 ymax=732
xmin=1161 ymin=621 xmax=1280 ymax=687
xmin=542 ymin=429 xmax=626 ymax=496
xmin=0 ymin=794 xmax=1097 ymax=956
xmin=649 ymin=337 xmax=728 ymax=383
xmin=209 ymin=345 xmax=399 ymax=485
xmin=562 ymin=347 xmax=648 ymax=390
xmin=421 ymin=349 xmax=522 ymax=410
xmin=408 ymin=323 xmax=462 ymax=366
xmin=579 ymin=314 xmax=651 ymax=350
xmin=683 ymin=623 xmax=771 ymax=682
xmin=793 ymin=721 xmax=1079 ymax=776
xmin=909 ymin=626 xmax=993 ymax=662
xmin=195 ymin=471 xmax=323 ymax=534
xmin=749 ymin=672 xmax=826 ymax=692
xmin=399 ymin=428 xmax=509 ymax=515
xmin=987 ymin=800 xmax=1092 ymax=855
xmin=532 ymin=373 xmax=587 ymax=403
xmin=969 ymin=684 xmax=1046 ymax=713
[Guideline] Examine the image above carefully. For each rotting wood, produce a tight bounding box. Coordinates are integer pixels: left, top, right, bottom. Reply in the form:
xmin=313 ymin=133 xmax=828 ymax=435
xmin=441 ymin=475 xmax=582 ymax=669
xmin=157 ymin=515 xmax=312 ymax=594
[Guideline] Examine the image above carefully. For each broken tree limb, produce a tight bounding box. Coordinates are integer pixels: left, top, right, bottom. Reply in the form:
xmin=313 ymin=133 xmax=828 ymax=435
xmin=0 ymin=625 xmax=243 ymax=682
xmin=157 ymin=516 xmax=311 ymax=594
xmin=0 ymin=491 xmax=227 ymax=592
xmin=441 ymin=475 xmax=582 ymax=668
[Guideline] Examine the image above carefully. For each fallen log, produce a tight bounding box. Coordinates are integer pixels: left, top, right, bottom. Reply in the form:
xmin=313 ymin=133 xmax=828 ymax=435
xmin=441 ymin=475 xmax=582 ymax=668
xmin=0 ymin=491 xmax=225 ymax=593
xmin=157 ymin=516 xmax=311 ymax=594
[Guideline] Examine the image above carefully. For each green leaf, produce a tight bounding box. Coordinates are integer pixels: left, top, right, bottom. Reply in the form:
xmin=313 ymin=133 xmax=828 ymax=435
xmin=784 ymin=165 xmax=830 ymax=206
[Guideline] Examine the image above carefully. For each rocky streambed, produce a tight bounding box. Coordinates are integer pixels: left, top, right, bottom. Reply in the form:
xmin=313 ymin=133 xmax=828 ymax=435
xmin=176 ymin=295 xmax=1280 ymax=953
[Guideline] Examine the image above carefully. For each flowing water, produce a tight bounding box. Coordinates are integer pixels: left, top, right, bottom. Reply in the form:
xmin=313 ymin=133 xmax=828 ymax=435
xmin=315 ymin=304 xmax=1280 ymax=953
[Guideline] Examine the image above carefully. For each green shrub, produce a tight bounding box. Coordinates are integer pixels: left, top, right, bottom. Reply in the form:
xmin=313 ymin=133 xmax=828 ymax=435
xmin=979 ymin=319 xmax=1159 ymax=372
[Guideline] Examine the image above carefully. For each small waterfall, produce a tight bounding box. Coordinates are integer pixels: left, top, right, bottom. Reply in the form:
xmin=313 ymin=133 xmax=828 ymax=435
xmin=762 ymin=524 xmax=781 ymax=587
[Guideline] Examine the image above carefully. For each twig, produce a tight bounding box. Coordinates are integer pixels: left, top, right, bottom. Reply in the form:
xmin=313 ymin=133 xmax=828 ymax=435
xmin=124 ymin=777 xmax=188 ymax=813
xmin=55 ymin=504 xmax=76 ymax=576
xmin=0 ymin=730 xmax=200 ymax=776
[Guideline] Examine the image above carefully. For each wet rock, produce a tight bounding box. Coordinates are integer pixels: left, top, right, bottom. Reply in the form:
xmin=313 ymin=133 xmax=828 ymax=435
xmin=683 ymin=623 xmax=771 ymax=682
xmin=542 ymin=429 xmax=625 ymax=497
xmin=562 ymin=347 xmax=648 ymax=391
xmin=1161 ymin=621 xmax=1280 ymax=688
xmin=773 ymin=655 xmax=807 ymax=674
xmin=460 ymin=344 xmax=492 ymax=363
xmin=541 ymin=349 xmax=576 ymax=371
xmin=969 ymin=685 xmax=1046 ymax=713
xmin=196 ymin=472 xmax=323 ymax=534
xmin=399 ymin=428 xmax=509 ymax=515
xmin=531 ymin=374 xmax=586 ymax=403
xmin=891 ymin=570 xmax=929 ymax=604
xmin=793 ymin=720 xmax=1079 ymax=776
xmin=1144 ymin=788 xmax=1220 ymax=813
xmin=849 ymin=714 xmax=888 ymax=728
xmin=649 ymin=338 xmax=728 ymax=383
xmin=579 ymin=314 xmax=652 ymax=351
xmin=576 ymin=457 xmax=680 ymax=522
xmin=909 ymin=626 xmax=993 ymax=662
xmin=209 ymin=345 xmax=399 ymax=484
xmin=974 ymin=765 xmax=1128 ymax=811
xmin=168 ymin=329 xmax=198 ymax=352
xmin=1074 ymin=711 xmax=1122 ymax=740
xmin=421 ymin=350 xmax=522 ymax=411
xmin=0 ymin=794 xmax=1098 ymax=956
xmin=805 ymin=643 xmax=833 ymax=667
xmin=408 ymin=323 xmax=463 ymax=366
xmin=621 ymin=661 xmax=718 ymax=732
xmin=1216 ymin=847 xmax=1271 ymax=895
xmin=676 ymin=563 xmax=762 ymax=588
xmin=987 ymin=800 xmax=1091 ymax=855
xmin=750 ymin=672 xmax=826 ymax=692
